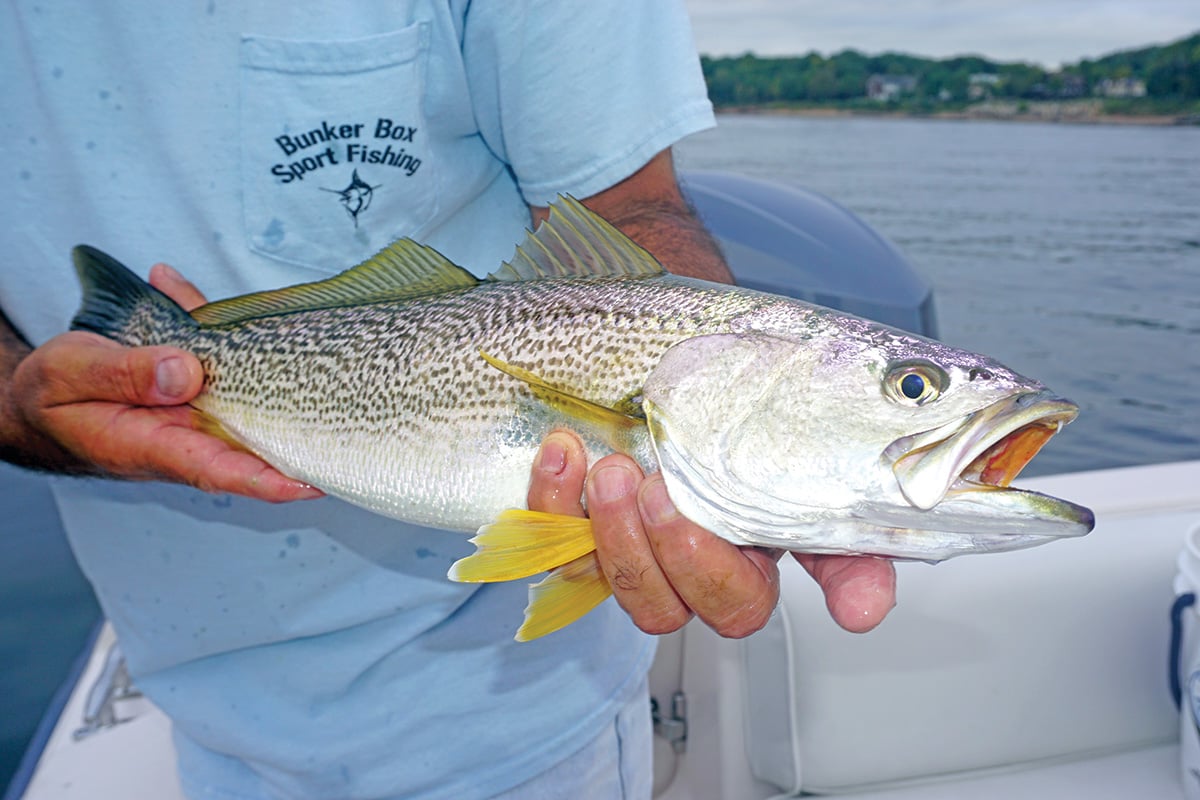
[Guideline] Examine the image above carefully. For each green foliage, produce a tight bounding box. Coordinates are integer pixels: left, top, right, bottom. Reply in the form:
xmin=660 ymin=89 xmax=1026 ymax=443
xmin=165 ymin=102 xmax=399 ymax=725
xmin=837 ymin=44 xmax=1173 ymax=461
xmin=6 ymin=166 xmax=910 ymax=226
xmin=1086 ymin=32 xmax=1200 ymax=98
xmin=701 ymin=31 xmax=1200 ymax=111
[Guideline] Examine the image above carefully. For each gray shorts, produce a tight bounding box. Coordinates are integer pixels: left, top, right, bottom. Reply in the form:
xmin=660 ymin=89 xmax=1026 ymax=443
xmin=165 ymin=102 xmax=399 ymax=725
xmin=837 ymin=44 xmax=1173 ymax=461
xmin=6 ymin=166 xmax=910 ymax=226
xmin=491 ymin=676 xmax=652 ymax=799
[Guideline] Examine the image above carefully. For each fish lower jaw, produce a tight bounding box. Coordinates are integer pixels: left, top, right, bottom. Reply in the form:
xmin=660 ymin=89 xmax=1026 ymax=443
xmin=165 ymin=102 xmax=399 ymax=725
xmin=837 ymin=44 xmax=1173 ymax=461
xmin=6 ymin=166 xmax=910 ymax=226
xmin=733 ymin=520 xmax=1065 ymax=560
xmin=697 ymin=486 xmax=1094 ymax=561
xmin=658 ymin=472 xmax=1086 ymax=562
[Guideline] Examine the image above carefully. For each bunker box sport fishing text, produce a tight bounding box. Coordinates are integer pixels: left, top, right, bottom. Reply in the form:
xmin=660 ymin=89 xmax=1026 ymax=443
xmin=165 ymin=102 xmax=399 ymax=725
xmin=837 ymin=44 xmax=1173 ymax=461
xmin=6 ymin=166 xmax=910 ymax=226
xmin=272 ymin=118 xmax=421 ymax=183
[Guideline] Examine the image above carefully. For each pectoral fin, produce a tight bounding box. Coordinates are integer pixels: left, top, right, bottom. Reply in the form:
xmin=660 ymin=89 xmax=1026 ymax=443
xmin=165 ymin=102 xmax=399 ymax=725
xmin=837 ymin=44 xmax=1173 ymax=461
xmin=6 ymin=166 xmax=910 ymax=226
xmin=478 ymin=350 xmax=644 ymax=451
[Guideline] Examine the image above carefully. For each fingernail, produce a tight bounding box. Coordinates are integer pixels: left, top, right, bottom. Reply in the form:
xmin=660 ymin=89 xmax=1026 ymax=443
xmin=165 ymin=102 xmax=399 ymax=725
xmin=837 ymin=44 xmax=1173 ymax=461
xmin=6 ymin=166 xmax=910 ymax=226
xmin=155 ymin=356 xmax=191 ymax=399
xmin=153 ymin=262 xmax=183 ymax=282
xmin=537 ymin=434 xmax=568 ymax=476
xmin=592 ymin=464 xmax=635 ymax=503
xmin=641 ymin=478 xmax=679 ymax=525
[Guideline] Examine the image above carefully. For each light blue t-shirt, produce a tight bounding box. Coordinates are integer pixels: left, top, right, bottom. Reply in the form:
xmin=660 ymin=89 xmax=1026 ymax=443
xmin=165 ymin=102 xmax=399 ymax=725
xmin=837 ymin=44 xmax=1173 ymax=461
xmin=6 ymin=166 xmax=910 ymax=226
xmin=0 ymin=2 xmax=714 ymax=797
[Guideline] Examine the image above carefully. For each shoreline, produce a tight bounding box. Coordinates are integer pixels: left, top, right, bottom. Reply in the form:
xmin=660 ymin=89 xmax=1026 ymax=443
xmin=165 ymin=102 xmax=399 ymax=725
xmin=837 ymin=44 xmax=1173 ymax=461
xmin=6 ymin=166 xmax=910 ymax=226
xmin=717 ymin=101 xmax=1197 ymax=127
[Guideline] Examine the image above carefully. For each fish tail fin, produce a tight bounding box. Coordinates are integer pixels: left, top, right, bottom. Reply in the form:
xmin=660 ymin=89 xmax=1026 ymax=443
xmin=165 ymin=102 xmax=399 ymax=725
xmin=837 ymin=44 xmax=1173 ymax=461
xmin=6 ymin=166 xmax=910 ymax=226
xmin=447 ymin=509 xmax=613 ymax=640
xmin=70 ymin=245 xmax=196 ymax=345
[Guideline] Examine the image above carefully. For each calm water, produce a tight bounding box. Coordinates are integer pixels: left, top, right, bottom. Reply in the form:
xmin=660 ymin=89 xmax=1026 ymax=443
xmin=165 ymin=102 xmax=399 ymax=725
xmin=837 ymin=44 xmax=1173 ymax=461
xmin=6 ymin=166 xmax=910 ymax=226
xmin=678 ymin=114 xmax=1200 ymax=476
xmin=3 ymin=114 xmax=1200 ymax=791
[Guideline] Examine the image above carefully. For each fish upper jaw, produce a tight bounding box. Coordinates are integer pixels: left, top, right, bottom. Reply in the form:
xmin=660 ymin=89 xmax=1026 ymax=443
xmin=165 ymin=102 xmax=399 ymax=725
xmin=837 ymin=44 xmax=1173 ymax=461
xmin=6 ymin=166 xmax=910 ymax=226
xmin=886 ymin=390 xmax=1080 ymax=511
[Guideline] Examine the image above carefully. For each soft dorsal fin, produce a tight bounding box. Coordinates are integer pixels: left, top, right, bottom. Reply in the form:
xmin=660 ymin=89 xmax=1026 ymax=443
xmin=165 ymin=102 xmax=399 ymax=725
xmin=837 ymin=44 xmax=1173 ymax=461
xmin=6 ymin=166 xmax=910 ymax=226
xmin=488 ymin=195 xmax=667 ymax=282
xmin=191 ymin=238 xmax=479 ymax=326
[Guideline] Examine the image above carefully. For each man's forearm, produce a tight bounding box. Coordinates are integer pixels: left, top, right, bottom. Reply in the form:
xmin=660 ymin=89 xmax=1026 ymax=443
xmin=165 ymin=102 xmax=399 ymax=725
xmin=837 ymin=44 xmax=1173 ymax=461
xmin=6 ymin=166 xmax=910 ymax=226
xmin=0 ymin=310 xmax=98 ymax=474
xmin=604 ymin=200 xmax=732 ymax=285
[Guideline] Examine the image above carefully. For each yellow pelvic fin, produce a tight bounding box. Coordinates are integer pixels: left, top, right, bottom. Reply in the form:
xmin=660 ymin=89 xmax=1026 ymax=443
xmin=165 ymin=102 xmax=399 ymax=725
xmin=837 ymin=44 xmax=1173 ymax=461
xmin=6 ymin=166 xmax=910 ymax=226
xmin=516 ymin=553 xmax=613 ymax=642
xmin=447 ymin=509 xmax=596 ymax=583
xmin=478 ymin=350 xmax=644 ymax=445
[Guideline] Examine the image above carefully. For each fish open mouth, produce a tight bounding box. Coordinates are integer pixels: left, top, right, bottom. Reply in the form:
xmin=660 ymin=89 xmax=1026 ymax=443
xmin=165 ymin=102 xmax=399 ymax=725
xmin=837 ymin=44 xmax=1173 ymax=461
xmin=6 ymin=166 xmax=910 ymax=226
xmin=960 ymin=421 xmax=1061 ymax=488
xmin=887 ymin=391 xmax=1080 ymax=511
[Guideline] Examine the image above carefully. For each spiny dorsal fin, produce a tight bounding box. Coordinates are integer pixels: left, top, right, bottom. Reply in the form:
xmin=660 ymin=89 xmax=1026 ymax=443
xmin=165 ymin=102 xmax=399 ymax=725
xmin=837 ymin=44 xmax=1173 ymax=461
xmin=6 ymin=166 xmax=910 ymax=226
xmin=191 ymin=239 xmax=478 ymax=326
xmin=488 ymin=195 xmax=667 ymax=282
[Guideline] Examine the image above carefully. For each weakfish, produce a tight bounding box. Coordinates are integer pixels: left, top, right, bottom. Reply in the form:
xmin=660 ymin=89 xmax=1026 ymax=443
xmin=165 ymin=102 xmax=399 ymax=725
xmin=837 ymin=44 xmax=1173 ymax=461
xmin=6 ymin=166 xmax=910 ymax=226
xmin=70 ymin=198 xmax=1094 ymax=639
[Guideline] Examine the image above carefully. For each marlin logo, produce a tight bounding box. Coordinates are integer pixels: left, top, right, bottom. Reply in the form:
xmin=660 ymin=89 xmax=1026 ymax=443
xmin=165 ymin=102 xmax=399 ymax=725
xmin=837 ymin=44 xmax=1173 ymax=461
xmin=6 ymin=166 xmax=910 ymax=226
xmin=322 ymin=170 xmax=380 ymax=227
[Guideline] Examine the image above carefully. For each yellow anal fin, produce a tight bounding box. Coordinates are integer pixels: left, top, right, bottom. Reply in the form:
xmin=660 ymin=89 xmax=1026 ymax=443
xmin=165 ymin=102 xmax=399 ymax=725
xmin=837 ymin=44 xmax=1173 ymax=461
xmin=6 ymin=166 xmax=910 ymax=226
xmin=517 ymin=552 xmax=613 ymax=642
xmin=190 ymin=408 xmax=253 ymax=453
xmin=479 ymin=350 xmax=644 ymax=447
xmin=447 ymin=509 xmax=596 ymax=583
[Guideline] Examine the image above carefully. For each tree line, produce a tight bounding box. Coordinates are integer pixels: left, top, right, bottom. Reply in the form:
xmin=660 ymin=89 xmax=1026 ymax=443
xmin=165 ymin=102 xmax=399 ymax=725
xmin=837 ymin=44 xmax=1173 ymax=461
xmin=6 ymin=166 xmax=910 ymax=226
xmin=701 ymin=31 xmax=1200 ymax=109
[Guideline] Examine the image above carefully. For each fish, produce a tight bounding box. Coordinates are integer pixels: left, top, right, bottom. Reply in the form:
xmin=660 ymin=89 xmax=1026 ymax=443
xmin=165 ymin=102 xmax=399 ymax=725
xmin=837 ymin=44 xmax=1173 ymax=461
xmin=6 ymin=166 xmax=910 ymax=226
xmin=69 ymin=196 xmax=1094 ymax=640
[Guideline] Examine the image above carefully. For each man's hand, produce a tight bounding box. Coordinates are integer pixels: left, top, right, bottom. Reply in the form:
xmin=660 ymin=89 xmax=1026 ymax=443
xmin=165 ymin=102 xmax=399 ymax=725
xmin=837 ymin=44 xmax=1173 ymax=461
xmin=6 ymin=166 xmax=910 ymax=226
xmin=527 ymin=429 xmax=896 ymax=637
xmin=0 ymin=264 xmax=321 ymax=502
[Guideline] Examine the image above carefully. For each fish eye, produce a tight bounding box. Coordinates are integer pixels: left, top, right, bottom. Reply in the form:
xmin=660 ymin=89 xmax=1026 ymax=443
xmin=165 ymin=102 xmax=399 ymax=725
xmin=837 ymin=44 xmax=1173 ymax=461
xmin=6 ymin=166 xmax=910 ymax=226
xmin=901 ymin=373 xmax=927 ymax=399
xmin=884 ymin=360 xmax=947 ymax=406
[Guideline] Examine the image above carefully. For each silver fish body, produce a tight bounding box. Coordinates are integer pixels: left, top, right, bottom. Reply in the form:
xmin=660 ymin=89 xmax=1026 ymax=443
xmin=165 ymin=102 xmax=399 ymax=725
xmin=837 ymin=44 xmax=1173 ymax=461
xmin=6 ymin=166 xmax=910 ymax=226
xmin=71 ymin=198 xmax=1093 ymax=568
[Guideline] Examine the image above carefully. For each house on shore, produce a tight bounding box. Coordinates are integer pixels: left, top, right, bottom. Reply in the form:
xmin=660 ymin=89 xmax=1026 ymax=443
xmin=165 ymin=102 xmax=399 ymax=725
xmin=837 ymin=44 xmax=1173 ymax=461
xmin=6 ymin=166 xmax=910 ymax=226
xmin=968 ymin=73 xmax=1002 ymax=100
xmin=866 ymin=74 xmax=918 ymax=102
xmin=1095 ymin=77 xmax=1147 ymax=98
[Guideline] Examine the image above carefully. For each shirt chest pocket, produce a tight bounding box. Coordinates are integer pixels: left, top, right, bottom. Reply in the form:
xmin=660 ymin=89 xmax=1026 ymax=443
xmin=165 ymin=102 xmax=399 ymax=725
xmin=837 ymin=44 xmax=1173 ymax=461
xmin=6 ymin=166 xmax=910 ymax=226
xmin=239 ymin=24 xmax=438 ymax=271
